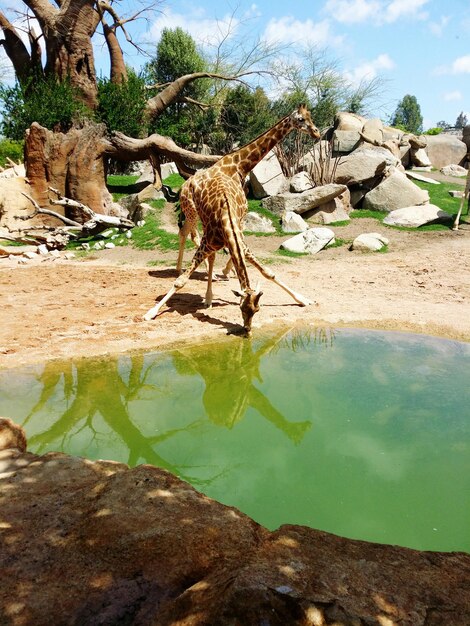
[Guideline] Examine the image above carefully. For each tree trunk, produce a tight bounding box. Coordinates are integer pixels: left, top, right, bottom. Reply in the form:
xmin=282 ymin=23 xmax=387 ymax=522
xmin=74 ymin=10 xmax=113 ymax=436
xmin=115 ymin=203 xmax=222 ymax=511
xmin=25 ymin=122 xmax=119 ymax=218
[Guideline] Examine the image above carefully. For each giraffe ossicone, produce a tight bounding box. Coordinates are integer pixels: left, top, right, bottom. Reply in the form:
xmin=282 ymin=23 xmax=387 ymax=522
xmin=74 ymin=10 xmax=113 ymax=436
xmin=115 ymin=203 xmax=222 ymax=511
xmin=143 ymin=105 xmax=320 ymax=334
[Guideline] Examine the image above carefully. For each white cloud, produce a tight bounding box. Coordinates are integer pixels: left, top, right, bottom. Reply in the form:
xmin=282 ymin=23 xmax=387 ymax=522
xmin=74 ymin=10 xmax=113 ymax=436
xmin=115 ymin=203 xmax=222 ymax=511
xmin=443 ymin=90 xmax=462 ymax=102
xmin=345 ymin=53 xmax=395 ymax=85
xmin=262 ymin=16 xmax=343 ymax=47
xmin=324 ymin=0 xmax=429 ymax=24
xmin=147 ymin=9 xmax=240 ymax=47
xmin=451 ymin=55 xmax=470 ymax=74
xmin=429 ymin=15 xmax=450 ymax=37
xmin=435 ymin=54 xmax=470 ymax=75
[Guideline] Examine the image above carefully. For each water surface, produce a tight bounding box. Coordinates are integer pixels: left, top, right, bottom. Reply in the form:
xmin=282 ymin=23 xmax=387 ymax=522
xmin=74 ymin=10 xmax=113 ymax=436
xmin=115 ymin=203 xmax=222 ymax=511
xmin=1 ymin=327 xmax=469 ymax=552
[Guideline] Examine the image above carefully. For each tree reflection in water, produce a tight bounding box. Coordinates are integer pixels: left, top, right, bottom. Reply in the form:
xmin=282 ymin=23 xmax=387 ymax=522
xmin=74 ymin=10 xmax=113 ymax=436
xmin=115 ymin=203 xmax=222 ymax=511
xmin=18 ymin=327 xmax=333 ymax=484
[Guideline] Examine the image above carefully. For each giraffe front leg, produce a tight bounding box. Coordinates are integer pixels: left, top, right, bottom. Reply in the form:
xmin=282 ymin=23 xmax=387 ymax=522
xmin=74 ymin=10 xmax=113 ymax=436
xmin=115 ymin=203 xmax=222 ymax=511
xmin=144 ymin=244 xmax=211 ymax=320
xmin=204 ymin=253 xmax=216 ymax=308
xmin=244 ymin=247 xmax=311 ymax=306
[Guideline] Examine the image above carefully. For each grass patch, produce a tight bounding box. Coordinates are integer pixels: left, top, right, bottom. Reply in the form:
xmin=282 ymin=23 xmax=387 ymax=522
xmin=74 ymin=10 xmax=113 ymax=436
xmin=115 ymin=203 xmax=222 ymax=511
xmin=163 ymin=173 xmax=185 ymax=189
xmin=276 ymin=249 xmax=308 ymax=258
xmin=413 ymin=180 xmax=463 ymax=216
xmin=351 ymin=209 xmax=386 ymax=221
xmin=131 ymin=212 xmax=180 ymax=251
xmin=328 ymin=238 xmax=346 ymax=248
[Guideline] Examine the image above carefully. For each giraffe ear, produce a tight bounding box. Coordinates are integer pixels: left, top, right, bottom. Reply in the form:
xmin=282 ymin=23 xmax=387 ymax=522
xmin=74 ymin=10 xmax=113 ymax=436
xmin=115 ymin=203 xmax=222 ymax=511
xmin=232 ymin=289 xmax=244 ymax=299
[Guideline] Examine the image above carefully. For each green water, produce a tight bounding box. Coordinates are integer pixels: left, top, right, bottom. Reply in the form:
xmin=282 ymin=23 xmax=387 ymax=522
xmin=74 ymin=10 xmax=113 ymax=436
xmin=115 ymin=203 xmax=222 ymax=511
xmin=1 ymin=327 xmax=469 ymax=553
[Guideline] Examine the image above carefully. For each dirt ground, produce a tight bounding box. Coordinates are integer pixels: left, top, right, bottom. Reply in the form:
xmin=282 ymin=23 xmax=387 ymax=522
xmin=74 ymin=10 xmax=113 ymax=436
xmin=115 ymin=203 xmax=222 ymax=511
xmin=1 ymin=206 xmax=469 ymax=369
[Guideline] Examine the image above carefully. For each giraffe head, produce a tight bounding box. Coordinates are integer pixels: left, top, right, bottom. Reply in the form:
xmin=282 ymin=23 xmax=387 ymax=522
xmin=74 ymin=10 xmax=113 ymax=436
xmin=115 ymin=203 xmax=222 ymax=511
xmin=291 ymin=104 xmax=321 ymax=140
xmin=233 ymin=285 xmax=263 ymax=336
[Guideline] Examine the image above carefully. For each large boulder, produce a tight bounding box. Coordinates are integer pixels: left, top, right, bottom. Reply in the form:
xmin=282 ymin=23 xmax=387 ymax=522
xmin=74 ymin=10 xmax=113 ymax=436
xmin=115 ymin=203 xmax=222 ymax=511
xmin=361 ymin=118 xmax=384 ymax=144
xmin=411 ymin=148 xmax=432 ymax=167
xmin=281 ymin=211 xmax=309 ymax=233
xmin=425 ymin=134 xmax=467 ymax=169
xmin=249 ymin=150 xmax=288 ymax=198
xmin=306 ymin=187 xmax=351 ymax=224
xmin=462 ymin=125 xmax=470 ymax=151
xmin=333 ymin=147 xmax=388 ymax=185
xmin=243 ymin=212 xmax=276 ymax=233
xmin=289 ymin=171 xmax=313 ymax=192
xmin=262 ymin=184 xmax=347 ymax=215
xmin=383 ymin=204 xmax=452 ymax=227
xmin=332 ymin=130 xmax=361 ymax=153
xmin=334 ymin=111 xmax=365 ymax=131
xmin=363 ymin=170 xmax=429 ymax=212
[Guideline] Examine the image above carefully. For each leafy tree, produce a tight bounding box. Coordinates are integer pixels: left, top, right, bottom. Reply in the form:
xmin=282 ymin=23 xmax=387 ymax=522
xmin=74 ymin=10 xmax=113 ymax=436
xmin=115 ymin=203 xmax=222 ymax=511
xmin=391 ymin=94 xmax=423 ymax=134
xmin=144 ymin=27 xmax=209 ymax=146
xmin=220 ymin=85 xmax=274 ymax=151
xmin=97 ymin=69 xmax=147 ymax=137
xmin=455 ymin=111 xmax=468 ymax=129
xmin=0 ymin=75 xmax=91 ymax=140
xmin=436 ymin=120 xmax=451 ymax=130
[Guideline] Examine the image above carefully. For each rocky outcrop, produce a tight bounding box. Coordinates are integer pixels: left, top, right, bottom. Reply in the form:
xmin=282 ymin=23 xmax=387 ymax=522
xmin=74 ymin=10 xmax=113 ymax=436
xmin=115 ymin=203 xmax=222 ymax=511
xmin=1 ymin=420 xmax=470 ymax=626
xmin=363 ymin=170 xmax=429 ymax=212
xmin=262 ymin=184 xmax=347 ymax=215
xmin=425 ymin=134 xmax=467 ymax=169
xmin=249 ymin=150 xmax=288 ymax=198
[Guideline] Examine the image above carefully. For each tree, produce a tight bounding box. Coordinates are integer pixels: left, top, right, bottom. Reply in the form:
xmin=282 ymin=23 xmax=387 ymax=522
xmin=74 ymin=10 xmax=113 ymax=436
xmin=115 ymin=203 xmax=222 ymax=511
xmin=436 ymin=120 xmax=451 ymax=130
xmin=455 ymin=111 xmax=468 ymax=129
xmin=391 ymin=94 xmax=423 ymax=134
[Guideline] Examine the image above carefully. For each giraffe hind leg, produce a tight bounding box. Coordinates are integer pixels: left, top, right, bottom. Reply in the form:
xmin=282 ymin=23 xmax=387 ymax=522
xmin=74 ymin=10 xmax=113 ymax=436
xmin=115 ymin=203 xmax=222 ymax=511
xmin=244 ymin=247 xmax=311 ymax=306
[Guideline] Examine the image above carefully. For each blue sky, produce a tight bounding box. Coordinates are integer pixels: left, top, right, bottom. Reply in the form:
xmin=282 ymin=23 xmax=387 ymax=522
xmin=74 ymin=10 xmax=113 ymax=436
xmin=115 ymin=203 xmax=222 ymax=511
xmin=2 ymin=0 xmax=469 ymax=129
xmin=123 ymin=0 xmax=470 ymax=129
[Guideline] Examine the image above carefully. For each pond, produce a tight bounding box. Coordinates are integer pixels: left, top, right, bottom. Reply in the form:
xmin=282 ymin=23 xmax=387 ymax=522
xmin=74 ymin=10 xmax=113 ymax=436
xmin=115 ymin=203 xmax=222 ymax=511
xmin=1 ymin=327 xmax=469 ymax=553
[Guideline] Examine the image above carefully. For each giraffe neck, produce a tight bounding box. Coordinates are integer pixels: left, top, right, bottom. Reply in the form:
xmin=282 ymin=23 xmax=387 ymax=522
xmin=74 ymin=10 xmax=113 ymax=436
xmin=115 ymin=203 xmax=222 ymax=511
xmin=218 ymin=115 xmax=294 ymax=179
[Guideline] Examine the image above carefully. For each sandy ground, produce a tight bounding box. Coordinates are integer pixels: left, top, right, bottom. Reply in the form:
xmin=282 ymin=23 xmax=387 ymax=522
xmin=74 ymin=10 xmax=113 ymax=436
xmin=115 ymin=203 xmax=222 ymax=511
xmin=1 ymin=209 xmax=469 ymax=369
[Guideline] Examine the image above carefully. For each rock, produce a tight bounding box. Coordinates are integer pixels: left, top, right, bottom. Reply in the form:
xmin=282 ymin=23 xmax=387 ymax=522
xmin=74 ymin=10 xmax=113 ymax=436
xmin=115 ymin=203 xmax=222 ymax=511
xmin=363 ymin=170 xmax=429 ymax=212
xmin=243 ymin=212 xmax=276 ymax=233
xmin=333 ymin=148 xmax=388 ymax=185
xmin=280 ymin=227 xmax=335 ymax=254
xmin=249 ymin=150 xmax=288 ymax=198
xmin=0 ymin=163 xmax=26 ymax=178
xmin=289 ymin=171 xmax=313 ymax=192
xmin=135 ymin=161 xmax=155 ymax=185
xmin=462 ymin=125 xmax=470 ymax=150
xmin=440 ymin=164 xmax=468 ymax=177
xmin=161 ymin=161 xmax=178 ymax=179
xmin=262 ymin=184 xmax=347 ymax=215
xmin=350 ymin=188 xmax=367 ymax=208
xmin=307 ymin=187 xmax=351 ymax=224
xmin=361 ymin=118 xmax=384 ymax=144
xmin=403 ymin=134 xmax=427 ymax=149
xmin=37 ymin=243 xmax=49 ymax=255
xmin=281 ymin=211 xmax=308 ymax=232
xmin=425 ymin=134 xmax=467 ymax=169
xmin=383 ymin=125 xmax=404 ymax=142
xmin=411 ymin=147 xmax=432 ymax=167
xmin=1 ymin=434 xmax=469 ymax=625
xmin=351 ymin=232 xmax=389 ymax=251
xmin=383 ymin=204 xmax=452 ymax=227
xmin=23 ymin=251 xmax=39 ymax=260
xmin=104 ymin=242 xmax=115 ymax=249
xmin=449 ymin=190 xmax=464 ymax=198
xmin=406 ymin=171 xmax=441 ymax=184
xmin=334 ymin=111 xmax=365 ymax=131
xmin=332 ymin=130 xmax=361 ymax=153
xmin=0 ymin=418 xmax=27 ymax=452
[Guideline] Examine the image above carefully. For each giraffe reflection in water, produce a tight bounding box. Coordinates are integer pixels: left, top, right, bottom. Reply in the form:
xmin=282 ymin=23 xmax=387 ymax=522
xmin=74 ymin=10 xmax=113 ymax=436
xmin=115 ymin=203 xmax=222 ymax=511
xmin=19 ymin=328 xmax=331 ymax=482
xmin=171 ymin=328 xmax=313 ymax=444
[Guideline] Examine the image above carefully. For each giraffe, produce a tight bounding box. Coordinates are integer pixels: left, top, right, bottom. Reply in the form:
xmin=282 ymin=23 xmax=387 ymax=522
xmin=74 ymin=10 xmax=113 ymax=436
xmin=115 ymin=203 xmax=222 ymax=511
xmin=143 ymin=105 xmax=320 ymax=335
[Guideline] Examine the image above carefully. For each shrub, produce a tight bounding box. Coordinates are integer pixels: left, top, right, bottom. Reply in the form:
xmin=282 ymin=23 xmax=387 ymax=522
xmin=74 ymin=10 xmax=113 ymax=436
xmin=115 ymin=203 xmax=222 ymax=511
xmin=424 ymin=127 xmax=443 ymax=136
xmin=0 ymin=138 xmax=24 ymax=167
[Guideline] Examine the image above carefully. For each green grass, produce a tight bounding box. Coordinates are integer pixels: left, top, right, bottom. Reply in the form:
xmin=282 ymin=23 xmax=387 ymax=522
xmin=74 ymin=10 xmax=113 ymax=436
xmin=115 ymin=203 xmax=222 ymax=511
xmin=131 ymin=200 xmax=183 ymax=252
xmin=414 ymin=180 xmax=464 ymax=216
xmin=276 ymin=249 xmax=308 ymax=258
xmin=351 ymin=209 xmax=386 ymax=221
xmin=163 ymin=173 xmax=185 ymax=189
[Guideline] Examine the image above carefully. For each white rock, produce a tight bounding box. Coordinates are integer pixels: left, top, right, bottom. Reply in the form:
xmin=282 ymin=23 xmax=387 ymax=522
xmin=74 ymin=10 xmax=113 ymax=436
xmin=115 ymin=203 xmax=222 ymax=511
xmin=49 ymin=249 xmax=61 ymax=258
xmin=93 ymin=241 xmax=104 ymax=250
xmin=289 ymin=172 xmax=313 ymax=193
xmin=64 ymin=252 xmax=76 ymax=260
xmin=383 ymin=204 xmax=452 ymax=228
xmin=405 ymin=171 xmax=440 ymax=185
xmin=125 ymin=230 xmax=133 ymax=238
xmin=104 ymin=242 xmax=115 ymax=249
xmin=243 ymin=212 xmax=276 ymax=233
xmin=81 ymin=243 xmax=90 ymax=250
xmin=280 ymin=227 xmax=335 ymax=255
xmin=351 ymin=233 xmax=389 ymax=252
xmin=161 ymin=162 xmax=178 ymax=179
xmin=262 ymin=184 xmax=347 ymax=215
xmin=440 ymin=164 xmax=468 ymax=177
xmin=281 ymin=211 xmax=309 ymax=233
xmin=37 ymin=244 xmax=49 ymax=255
xmin=411 ymin=147 xmax=432 ymax=167
xmin=23 ymin=251 xmax=39 ymax=260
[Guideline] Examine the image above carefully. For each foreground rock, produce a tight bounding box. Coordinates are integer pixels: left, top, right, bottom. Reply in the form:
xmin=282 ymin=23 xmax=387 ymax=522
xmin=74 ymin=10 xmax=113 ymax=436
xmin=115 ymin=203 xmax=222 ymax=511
xmin=363 ymin=170 xmax=429 ymax=212
xmin=280 ymin=227 xmax=335 ymax=254
xmin=1 ymin=420 xmax=469 ymax=626
xmin=351 ymin=232 xmax=389 ymax=251
xmin=383 ymin=204 xmax=452 ymax=227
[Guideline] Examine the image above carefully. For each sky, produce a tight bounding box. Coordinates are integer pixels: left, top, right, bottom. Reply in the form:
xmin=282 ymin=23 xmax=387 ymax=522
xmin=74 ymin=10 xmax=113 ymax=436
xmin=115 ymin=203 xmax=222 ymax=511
xmin=123 ymin=0 xmax=470 ymax=130
xmin=2 ymin=0 xmax=469 ymax=130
